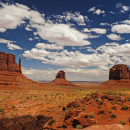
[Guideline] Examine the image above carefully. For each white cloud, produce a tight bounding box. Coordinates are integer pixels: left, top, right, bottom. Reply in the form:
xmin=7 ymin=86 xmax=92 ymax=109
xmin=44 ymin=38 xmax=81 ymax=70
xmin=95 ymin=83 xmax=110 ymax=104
xmin=100 ymin=23 xmax=111 ymax=26
xmin=84 ymin=28 xmax=106 ymax=34
xmin=29 ymin=38 xmax=33 ymax=41
xmin=0 ymin=3 xmax=44 ymax=32
xmin=123 ymin=20 xmax=130 ymax=24
xmin=107 ymin=34 xmax=122 ymax=41
xmin=121 ymin=6 xmax=129 ymax=13
xmin=95 ymin=9 xmax=105 ymax=15
xmin=7 ymin=43 xmax=23 ymax=50
xmin=112 ymin=24 xmax=130 ymax=33
xmin=35 ymin=43 xmax=64 ymax=50
xmin=0 ymin=38 xmax=22 ymax=50
xmin=88 ymin=7 xmax=105 ymax=15
xmin=65 ymin=12 xmax=86 ymax=25
xmin=88 ymin=7 xmax=96 ymax=12
xmin=116 ymin=3 xmax=130 ymax=13
xmin=32 ymin=23 xmax=91 ymax=46
xmin=0 ymin=3 xmax=96 ymax=47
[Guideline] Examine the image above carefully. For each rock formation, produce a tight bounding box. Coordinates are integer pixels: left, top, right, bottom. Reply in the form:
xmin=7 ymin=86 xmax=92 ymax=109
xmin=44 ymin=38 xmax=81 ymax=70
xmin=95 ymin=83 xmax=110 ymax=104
xmin=0 ymin=52 xmax=40 ymax=87
xmin=109 ymin=64 xmax=130 ymax=80
xmin=51 ymin=70 xmax=74 ymax=86
xmin=56 ymin=70 xmax=65 ymax=79
xmin=0 ymin=52 xmax=22 ymax=73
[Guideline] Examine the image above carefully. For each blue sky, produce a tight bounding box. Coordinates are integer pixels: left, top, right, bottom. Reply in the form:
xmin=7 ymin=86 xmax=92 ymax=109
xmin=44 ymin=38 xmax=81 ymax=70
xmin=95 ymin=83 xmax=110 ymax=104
xmin=0 ymin=0 xmax=130 ymax=81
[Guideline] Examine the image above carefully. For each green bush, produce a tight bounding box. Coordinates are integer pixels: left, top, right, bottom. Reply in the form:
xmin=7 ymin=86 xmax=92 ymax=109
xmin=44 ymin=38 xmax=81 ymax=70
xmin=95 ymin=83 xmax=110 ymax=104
xmin=0 ymin=107 xmax=3 ymax=112
xmin=88 ymin=112 xmax=94 ymax=118
xmin=110 ymin=114 xmax=117 ymax=119
xmin=108 ymin=109 xmax=112 ymax=114
xmin=120 ymin=120 xmax=126 ymax=125
xmin=121 ymin=105 xmax=128 ymax=110
xmin=76 ymin=124 xmax=83 ymax=129
xmin=48 ymin=119 xmax=55 ymax=125
xmin=112 ymin=106 xmax=117 ymax=110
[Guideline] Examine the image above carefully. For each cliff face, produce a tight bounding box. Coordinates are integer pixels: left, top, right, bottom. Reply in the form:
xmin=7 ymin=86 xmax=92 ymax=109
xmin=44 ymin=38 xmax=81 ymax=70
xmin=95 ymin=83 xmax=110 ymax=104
xmin=0 ymin=52 xmax=22 ymax=73
xmin=56 ymin=70 xmax=65 ymax=79
xmin=109 ymin=64 xmax=130 ymax=80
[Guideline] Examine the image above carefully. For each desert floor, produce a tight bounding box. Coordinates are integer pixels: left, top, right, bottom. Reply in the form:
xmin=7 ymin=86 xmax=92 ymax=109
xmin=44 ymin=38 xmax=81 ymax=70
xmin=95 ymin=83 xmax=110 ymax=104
xmin=0 ymin=82 xmax=130 ymax=129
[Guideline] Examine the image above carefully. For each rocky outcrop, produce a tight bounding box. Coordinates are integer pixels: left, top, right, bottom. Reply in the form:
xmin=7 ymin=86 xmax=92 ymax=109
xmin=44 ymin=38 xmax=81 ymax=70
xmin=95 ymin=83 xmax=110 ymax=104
xmin=0 ymin=52 xmax=22 ymax=73
xmin=51 ymin=70 xmax=75 ymax=86
xmin=109 ymin=64 xmax=130 ymax=80
xmin=56 ymin=70 xmax=65 ymax=79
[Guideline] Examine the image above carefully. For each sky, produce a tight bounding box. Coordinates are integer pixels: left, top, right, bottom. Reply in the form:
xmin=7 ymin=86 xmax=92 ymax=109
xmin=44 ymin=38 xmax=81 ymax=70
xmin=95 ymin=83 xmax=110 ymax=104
xmin=0 ymin=0 xmax=130 ymax=81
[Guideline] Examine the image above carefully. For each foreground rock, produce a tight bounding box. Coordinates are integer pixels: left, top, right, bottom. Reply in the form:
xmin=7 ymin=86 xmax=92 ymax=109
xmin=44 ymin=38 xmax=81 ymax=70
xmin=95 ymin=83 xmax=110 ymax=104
xmin=51 ymin=70 xmax=74 ymax=86
xmin=109 ymin=64 xmax=130 ymax=80
xmin=44 ymin=91 xmax=130 ymax=129
xmin=78 ymin=124 xmax=130 ymax=130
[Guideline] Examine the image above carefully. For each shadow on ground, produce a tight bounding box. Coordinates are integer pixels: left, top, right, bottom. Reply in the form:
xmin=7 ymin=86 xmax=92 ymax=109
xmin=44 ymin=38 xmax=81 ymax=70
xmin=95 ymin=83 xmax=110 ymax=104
xmin=0 ymin=115 xmax=52 ymax=130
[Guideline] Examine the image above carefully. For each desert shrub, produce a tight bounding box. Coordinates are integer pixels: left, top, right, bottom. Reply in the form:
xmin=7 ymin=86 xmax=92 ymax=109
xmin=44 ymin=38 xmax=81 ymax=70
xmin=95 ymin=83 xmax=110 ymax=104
xmin=48 ymin=119 xmax=55 ymax=125
xmin=108 ymin=109 xmax=113 ymax=114
xmin=120 ymin=120 xmax=126 ymax=125
xmin=121 ymin=105 xmax=128 ymax=110
xmin=0 ymin=107 xmax=3 ymax=112
xmin=112 ymin=106 xmax=117 ymax=110
xmin=88 ymin=112 xmax=94 ymax=118
xmin=96 ymin=98 xmax=99 ymax=102
xmin=98 ymin=110 xmax=105 ymax=114
xmin=82 ymin=106 xmax=86 ymax=111
xmin=98 ymin=105 xmax=101 ymax=109
xmin=98 ymin=101 xmax=103 ymax=105
xmin=76 ymin=124 xmax=83 ymax=129
xmin=110 ymin=114 xmax=117 ymax=119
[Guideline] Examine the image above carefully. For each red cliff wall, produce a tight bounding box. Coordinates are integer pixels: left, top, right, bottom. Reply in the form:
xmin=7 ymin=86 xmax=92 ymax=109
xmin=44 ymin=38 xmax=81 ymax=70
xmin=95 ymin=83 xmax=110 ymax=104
xmin=109 ymin=64 xmax=130 ymax=80
xmin=0 ymin=52 xmax=22 ymax=73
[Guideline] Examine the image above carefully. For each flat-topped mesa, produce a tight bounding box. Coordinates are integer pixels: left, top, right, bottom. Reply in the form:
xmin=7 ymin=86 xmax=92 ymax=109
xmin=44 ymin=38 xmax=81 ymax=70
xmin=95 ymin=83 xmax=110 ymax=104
xmin=56 ymin=70 xmax=65 ymax=79
xmin=109 ymin=64 xmax=130 ymax=80
xmin=0 ymin=52 xmax=22 ymax=73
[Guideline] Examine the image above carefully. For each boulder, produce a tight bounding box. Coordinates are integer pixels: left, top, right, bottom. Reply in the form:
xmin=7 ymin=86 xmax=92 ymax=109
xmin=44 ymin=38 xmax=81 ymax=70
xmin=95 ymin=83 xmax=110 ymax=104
xmin=109 ymin=64 xmax=130 ymax=80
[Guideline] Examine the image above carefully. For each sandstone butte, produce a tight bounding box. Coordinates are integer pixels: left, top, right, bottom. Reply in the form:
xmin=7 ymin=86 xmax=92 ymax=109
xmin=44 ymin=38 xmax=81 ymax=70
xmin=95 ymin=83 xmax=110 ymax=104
xmin=50 ymin=70 xmax=75 ymax=86
xmin=0 ymin=52 xmax=38 ymax=88
xmin=104 ymin=64 xmax=130 ymax=86
xmin=109 ymin=64 xmax=130 ymax=80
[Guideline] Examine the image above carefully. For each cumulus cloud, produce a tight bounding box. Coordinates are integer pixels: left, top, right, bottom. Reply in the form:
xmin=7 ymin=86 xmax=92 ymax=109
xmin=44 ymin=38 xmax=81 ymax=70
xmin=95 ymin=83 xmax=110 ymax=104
xmin=52 ymin=12 xmax=88 ymax=26
xmin=0 ymin=2 xmax=44 ymax=32
xmin=23 ymin=42 xmax=130 ymax=71
xmin=121 ymin=6 xmax=130 ymax=13
xmin=123 ymin=20 xmax=130 ymax=24
xmin=84 ymin=28 xmax=106 ymax=34
xmin=36 ymin=43 xmax=64 ymax=50
xmin=88 ymin=7 xmax=105 ymax=15
xmin=0 ymin=38 xmax=22 ymax=50
xmin=112 ymin=24 xmax=130 ymax=33
xmin=116 ymin=3 xmax=130 ymax=13
xmin=107 ymin=34 xmax=122 ymax=41
xmin=64 ymin=12 xmax=86 ymax=25
xmin=32 ymin=23 xmax=91 ymax=46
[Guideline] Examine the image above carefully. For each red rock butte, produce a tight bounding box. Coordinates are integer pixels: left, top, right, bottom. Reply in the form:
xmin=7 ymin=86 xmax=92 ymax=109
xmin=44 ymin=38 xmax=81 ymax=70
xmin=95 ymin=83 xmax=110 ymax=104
xmin=0 ymin=52 xmax=38 ymax=88
xmin=51 ymin=70 xmax=74 ymax=86
xmin=0 ymin=52 xmax=21 ymax=73
xmin=109 ymin=64 xmax=130 ymax=80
